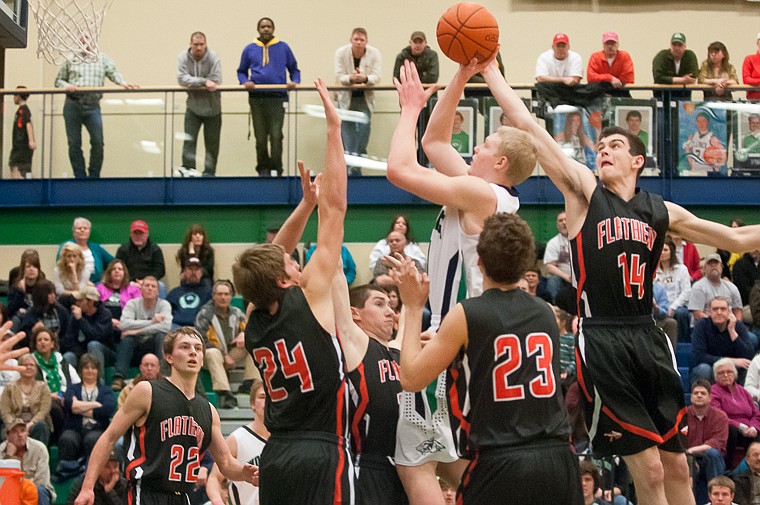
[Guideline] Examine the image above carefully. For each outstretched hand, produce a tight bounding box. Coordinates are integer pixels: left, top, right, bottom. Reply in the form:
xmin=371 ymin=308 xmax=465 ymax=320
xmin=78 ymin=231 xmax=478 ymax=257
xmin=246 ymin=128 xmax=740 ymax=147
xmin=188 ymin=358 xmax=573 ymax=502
xmin=460 ymin=47 xmax=500 ymax=79
xmin=297 ymin=160 xmax=321 ymax=208
xmin=0 ymin=322 xmax=28 ymax=372
xmin=393 ymin=60 xmax=439 ymax=111
xmin=389 ymin=254 xmax=429 ymax=310
xmin=314 ymin=78 xmax=340 ymax=128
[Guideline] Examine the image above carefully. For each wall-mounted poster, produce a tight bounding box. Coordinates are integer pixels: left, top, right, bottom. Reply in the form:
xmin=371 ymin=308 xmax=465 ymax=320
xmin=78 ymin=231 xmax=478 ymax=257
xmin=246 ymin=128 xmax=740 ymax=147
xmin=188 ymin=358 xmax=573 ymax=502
xmin=451 ymin=106 xmax=474 ymax=157
xmin=608 ymin=99 xmax=658 ymax=174
xmin=733 ymin=111 xmax=760 ymax=175
xmin=551 ymin=107 xmax=600 ymax=171
xmin=677 ymin=103 xmax=728 ymax=176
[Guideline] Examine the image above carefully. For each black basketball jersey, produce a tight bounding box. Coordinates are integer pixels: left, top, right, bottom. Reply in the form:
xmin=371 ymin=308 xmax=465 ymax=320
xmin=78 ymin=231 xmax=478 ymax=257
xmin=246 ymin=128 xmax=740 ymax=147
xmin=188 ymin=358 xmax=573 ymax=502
xmin=348 ymin=339 xmax=401 ymax=459
xmin=125 ymin=378 xmax=213 ymax=493
xmin=571 ymin=185 xmax=668 ymax=318
xmin=450 ymin=288 xmax=570 ymax=453
xmin=246 ymin=286 xmax=349 ymax=436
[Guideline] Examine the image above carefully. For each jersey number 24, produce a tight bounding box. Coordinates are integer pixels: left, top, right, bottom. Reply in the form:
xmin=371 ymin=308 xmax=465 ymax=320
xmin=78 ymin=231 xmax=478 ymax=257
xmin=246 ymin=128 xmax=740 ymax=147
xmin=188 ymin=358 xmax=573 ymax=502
xmin=253 ymin=339 xmax=315 ymax=402
xmin=492 ymin=333 xmax=555 ymax=401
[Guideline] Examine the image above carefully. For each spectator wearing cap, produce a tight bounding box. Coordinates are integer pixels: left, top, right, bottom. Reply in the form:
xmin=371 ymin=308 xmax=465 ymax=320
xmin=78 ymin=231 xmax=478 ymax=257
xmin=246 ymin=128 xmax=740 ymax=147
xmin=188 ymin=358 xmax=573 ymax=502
xmin=115 ymin=220 xmax=166 ymax=297
xmin=195 ymin=280 xmax=255 ymax=408
xmin=392 ymin=31 xmax=439 ymax=83
xmin=0 ymin=420 xmax=56 ymax=505
xmin=690 ymin=296 xmax=754 ymax=384
xmin=62 ymin=285 xmax=115 ymax=371
xmin=652 ymin=32 xmax=698 ymax=100
xmin=66 ymin=447 xmax=127 ymax=505
xmin=689 ymin=254 xmax=744 ymax=323
xmin=166 ymin=257 xmax=212 ymax=329
xmin=535 ymin=33 xmax=583 ymax=85
xmin=587 ymin=32 xmax=634 ymax=97
xmin=743 ymin=32 xmax=760 ymax=101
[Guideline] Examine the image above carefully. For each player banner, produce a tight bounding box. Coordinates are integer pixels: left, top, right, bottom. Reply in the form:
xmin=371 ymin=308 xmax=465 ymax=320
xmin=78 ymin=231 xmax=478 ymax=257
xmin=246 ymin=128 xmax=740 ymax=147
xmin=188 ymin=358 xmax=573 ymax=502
xmin=676 ymin=102 xmax=728 ymax=176
xmin=546 ymin=106 xmax=600 ymax=172
xmin=606 ymin=98 xmax=659 ymax=175
xmin=733 ymin=109 xmax=760 ymax=176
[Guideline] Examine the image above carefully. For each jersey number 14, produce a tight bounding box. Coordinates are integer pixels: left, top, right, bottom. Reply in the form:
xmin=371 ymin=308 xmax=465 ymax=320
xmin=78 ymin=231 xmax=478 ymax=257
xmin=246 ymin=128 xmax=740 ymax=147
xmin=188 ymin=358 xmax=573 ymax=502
xmin=617 ymin=253 xmax=646 ymax=299
xmin=492 ymin=333 xmax=555 ymax=401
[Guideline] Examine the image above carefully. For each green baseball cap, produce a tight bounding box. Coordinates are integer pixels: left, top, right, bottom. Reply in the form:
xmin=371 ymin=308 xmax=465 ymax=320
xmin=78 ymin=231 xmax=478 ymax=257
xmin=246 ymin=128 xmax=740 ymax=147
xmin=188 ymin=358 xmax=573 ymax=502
xmin=671 ymin=32 xmax=686 ymax=44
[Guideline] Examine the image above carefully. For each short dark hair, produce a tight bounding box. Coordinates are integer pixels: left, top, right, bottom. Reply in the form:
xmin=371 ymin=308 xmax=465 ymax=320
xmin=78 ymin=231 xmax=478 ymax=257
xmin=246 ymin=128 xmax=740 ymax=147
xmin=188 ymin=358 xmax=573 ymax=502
xmin=78 ymin=352 xmax=101 ymax=374
xmin=232 ymin=244 xmax=288 ymax=309
xmin=352 ymin=27 xmax=367 ymax=38
xmin=625 ymin=110 xmax=642 ymax=121
xmin=14 ymin=85 xmax=29 ymax=101
xmin=477 ymin=213 xmax=536 ymax=284
xmin=598 ymin=126 xmax=646 ymax=176
xmin=349 ymin=284 xmax=387 ymax=309
xmin=257 ymin=17 xmax=275 ymax=30
xmin=31 ymin=326 xmax=59 ymax=353
xmin=163 ymin=326 xmax=206 ymax=359
xmin=691 ymin=378 xmax=711 ymax=393
xmin=190 ymin=31 xmax=206 ymax=42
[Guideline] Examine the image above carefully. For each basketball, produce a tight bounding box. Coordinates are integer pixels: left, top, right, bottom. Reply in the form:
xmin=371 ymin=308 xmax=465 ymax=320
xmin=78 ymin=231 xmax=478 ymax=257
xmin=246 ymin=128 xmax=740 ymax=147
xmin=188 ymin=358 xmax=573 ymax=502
xmin=436 ymin=3 xmax=499 ymax=65
xmin=703 ymin=145 xmax=726 ymax=168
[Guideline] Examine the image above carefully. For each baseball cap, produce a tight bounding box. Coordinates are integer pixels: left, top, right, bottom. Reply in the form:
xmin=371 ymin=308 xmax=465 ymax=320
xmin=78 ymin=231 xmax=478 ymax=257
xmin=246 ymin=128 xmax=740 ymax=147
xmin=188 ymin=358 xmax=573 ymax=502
xmin=410 ymin=31 xmax=426 ymax=42
xmin=7 ymin=419 xmax=26 ymax=430
xmin=73 ymin=285 xmax=100 ymax=302
xmin=602 ymin=32 xmax=618 ymax=43
xmin=553 ymin=33 xmax=569 ymax=45
xmin=130 ymin=220 xmax=149 ymax=233
xmin=183 ymin=257 xmax=202 ymax=269
xmin=671 ymin=32 xmax=686 ymax=44
xmin=705 ymin=253 xmax=722 ymax=263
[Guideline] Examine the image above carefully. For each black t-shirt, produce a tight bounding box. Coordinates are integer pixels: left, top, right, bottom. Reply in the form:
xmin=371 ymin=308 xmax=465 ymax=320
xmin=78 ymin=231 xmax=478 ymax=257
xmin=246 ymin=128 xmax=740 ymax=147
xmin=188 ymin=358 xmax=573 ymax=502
xmin=124 ymin=378 xmax=213 ymax=493
xmin=348 ymin=339 xmax=401 ymax=458
xmin=11 ymin=104 xmax=32 ymax=159
xmin=451 ymin=288 xmax=570 ymax=454
xmin=246 ymin=287 xmax=349 ymax=436
xmin=571 ymin=185 xmax=668 ymax=319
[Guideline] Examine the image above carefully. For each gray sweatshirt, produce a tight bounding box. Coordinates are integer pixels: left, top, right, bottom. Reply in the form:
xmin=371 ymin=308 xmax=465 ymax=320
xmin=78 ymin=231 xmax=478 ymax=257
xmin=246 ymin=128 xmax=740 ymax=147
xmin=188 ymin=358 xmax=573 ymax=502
xmin=177 ymin=47 xmax=222 ymax=117
xmin=120 ymin=298 xmax=172 ymax=337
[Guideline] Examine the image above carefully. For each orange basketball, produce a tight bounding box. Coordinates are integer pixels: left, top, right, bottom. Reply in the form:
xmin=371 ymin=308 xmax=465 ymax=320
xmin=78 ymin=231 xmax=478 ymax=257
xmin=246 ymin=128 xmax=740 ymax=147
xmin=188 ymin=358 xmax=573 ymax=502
xmin=703 ymin=145 xmax=726 ymax=167
xmin=436 ymin=3 xmax=499 ymax=65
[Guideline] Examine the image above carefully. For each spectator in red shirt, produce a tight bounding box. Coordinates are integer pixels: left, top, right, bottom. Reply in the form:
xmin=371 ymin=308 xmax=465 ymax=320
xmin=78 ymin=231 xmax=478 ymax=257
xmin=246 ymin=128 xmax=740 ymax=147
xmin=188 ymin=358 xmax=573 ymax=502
xmin=587 ymin=32 xmax=634 ymax=97
xmin=672 ymin=233 xmax=703 ymax=281
xmin=742 ymin=32 xmax=760 ymax=101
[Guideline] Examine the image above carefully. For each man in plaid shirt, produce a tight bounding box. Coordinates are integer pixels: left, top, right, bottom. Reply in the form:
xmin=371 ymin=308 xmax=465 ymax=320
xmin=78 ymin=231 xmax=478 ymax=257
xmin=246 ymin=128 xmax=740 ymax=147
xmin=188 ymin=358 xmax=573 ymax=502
xmin=55 ymin=50 xmax=137 ymax=178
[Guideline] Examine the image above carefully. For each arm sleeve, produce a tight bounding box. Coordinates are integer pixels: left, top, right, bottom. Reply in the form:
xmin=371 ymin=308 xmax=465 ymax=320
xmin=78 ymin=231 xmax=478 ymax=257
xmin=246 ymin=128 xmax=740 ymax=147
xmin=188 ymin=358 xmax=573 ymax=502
xmin=237 ymin=47 xmax=251 ymax=84
xmin=365 ymin=48 xmax=382 ymax=85
xmin=586 ymin=53 xmax=611 ymax=83
xmin=746 ymin=357 xmax=760 ymax=399
xmin=287 ymin=46 xmax=301 ymax=84
xmin=687 ymin=285 xmax=707 ymax=312
xmin=209 ymin=54 xmax=223 ymax=85
xmin=690 ymin=322 xmax=719 ymax=368
xmin=335 ymin=47 xmax=352 ymax=85
xmin=102 ymin=55 xmax=126 ymax=85
xmin=120 ymin=301 xmax=151 ymax=331
xmin=30 ymin=383 xmax=52 ymax=424
xmin=177 ymin=53 xmax=206 ymax=87
xmin=734 ymin=322 xmax=755 ymax=360
xmin=393 ymin=53 xmax=404 ymax=82
xmin=652 ymin=51 xmax=674 ymax=85
xmin=92 ymin=388 xmax=116 ymax=423
xmin=569 ymin=52 xmax=583 ymax=78
xmin=425 ymin=51 xmax=439 ymax=83
xmin=703 ymin=410 xmax=729 ymax=453
xmin=535 ymin=52 xmax=549 ymax=78
xmin=55 ymin=64 xmax=71 ymax=88
xmin=152 ymin=246 xmax=165 ymax=280
xmin=683 ymin=51 xmax=699 ymax=77
xmin=743 ymin=55 xmax=760 ymax=86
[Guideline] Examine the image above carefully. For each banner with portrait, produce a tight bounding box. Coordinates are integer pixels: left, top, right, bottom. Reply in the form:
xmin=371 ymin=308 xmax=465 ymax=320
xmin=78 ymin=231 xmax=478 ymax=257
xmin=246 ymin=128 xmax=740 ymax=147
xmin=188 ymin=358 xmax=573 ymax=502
xmin=606 ymin=99 xmax=658 ymax=175
xmin=677 ymin=102 xmax=728 ymax=176
xmin=733 ymin=109 xmax=760 ymax=176
xmin=546 ymin=106 xmax=601 ymax=171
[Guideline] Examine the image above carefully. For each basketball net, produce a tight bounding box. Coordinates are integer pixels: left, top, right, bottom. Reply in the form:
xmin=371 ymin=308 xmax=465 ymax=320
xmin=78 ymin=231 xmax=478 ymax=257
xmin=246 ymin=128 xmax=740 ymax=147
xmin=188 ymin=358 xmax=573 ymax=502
xmin=29 ymin=0 xmax=114 ymax=65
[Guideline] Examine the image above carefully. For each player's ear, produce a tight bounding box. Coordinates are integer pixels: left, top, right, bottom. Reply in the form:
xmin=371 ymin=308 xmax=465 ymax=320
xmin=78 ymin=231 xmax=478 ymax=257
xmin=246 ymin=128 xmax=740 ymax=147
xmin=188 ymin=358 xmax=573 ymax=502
xmin=276 ymin=277 xmax=291 ymax=289
xmin=632 ymin=154 xmax=645 ymax=173
xmin=350 ymin=307 xmax=362 ymax=323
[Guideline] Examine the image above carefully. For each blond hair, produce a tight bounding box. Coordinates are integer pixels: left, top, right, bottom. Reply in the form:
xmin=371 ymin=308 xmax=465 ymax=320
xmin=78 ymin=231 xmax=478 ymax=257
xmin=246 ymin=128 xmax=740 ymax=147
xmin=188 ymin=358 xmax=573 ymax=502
xmin=495 ymin=126 xmax=538 ymax=186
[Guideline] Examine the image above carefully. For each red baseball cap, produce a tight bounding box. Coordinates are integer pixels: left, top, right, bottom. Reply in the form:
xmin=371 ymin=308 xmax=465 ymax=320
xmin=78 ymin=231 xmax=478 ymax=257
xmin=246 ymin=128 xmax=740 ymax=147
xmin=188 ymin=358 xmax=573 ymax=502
xmin=602 ymin=32 xmax=618 ymax=43
xmin=553 ymin=33 xmax=569 ymax=45
xmin=130 ymin=220 xmax=149 ymax=233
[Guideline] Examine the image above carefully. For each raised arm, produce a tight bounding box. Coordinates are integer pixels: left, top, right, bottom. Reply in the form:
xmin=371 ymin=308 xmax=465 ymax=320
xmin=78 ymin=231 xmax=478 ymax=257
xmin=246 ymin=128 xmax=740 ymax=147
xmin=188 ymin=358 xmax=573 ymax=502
xmin=394 ymin=257 xmax=465 ymax=391
xmin=421 ymin=62 xmax=477 ymax=177
xmin=74 ymin=382 xmax=152 ymax=505
xmin=667 ymin=202 xmax=760 ymax=252
xmin=386 ymin=61 xmax=497 ymax=213
xmin=300 ymin=79 xmax=347 ymax=329
xmin=331 ymin=270 xmax=368 ymax=373
xmin=272 ymin=161 xmax=319 ymax=254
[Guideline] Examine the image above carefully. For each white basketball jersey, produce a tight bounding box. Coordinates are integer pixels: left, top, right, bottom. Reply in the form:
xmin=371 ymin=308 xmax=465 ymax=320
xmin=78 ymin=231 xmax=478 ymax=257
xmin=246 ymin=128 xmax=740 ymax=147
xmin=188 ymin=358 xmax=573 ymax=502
xmin=689 ymin=131 xmax=714 ymax=173
xmin=427 ymin=184 xmax=520 ymax=330
xmin=228 ymin=426 xmax=266 ymax=505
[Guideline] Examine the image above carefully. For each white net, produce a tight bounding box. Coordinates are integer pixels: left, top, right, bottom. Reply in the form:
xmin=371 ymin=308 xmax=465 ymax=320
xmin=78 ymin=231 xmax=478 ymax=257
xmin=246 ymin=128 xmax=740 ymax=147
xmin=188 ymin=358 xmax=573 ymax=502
xmin=29 ymin=0 xmax=114 ymax=65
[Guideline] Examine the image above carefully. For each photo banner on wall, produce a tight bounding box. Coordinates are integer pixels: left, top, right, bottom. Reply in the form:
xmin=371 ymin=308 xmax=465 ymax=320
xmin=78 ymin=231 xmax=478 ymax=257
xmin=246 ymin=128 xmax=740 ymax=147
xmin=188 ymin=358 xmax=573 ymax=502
xmin=677 ymin=102 xmax=728 ymax=176
xmin=606 ymin=98 xmax=659 ymax=175
xmin=733 ymin=109 xmax=760 ymax=176
xmin=546 ymin=106 xmax=601 ymax=172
